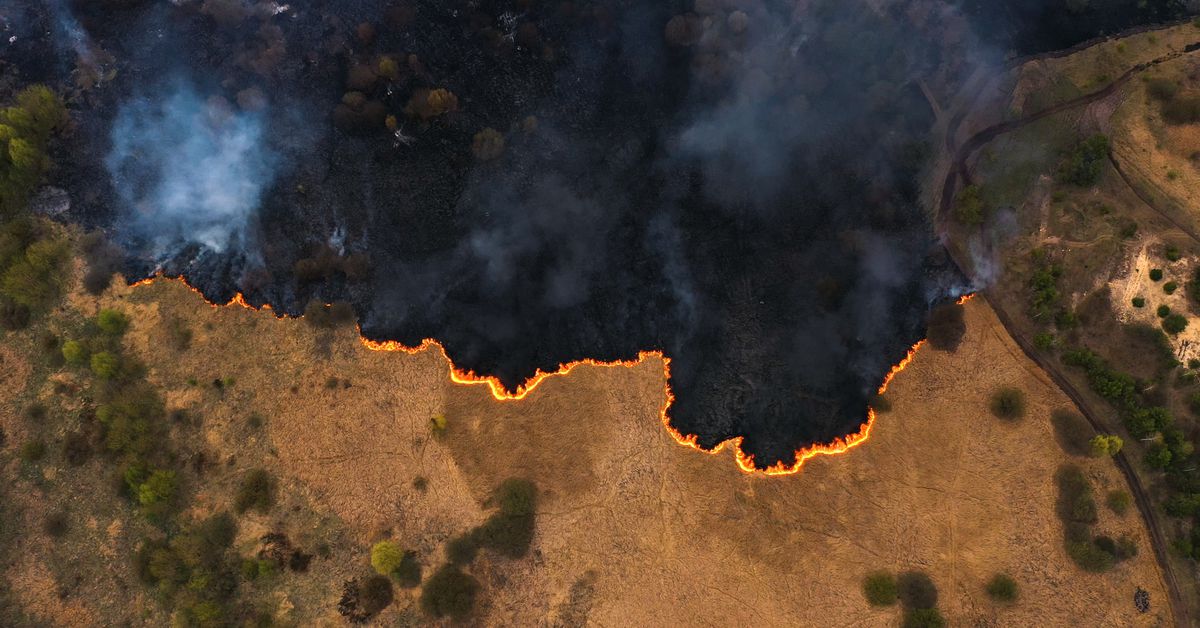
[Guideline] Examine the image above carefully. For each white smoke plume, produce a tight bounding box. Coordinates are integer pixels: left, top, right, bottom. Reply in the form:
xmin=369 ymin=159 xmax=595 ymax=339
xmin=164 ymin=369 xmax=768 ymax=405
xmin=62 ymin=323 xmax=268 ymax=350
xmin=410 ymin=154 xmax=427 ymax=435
xmin=105 ymin=84 xmax=277 ymax=257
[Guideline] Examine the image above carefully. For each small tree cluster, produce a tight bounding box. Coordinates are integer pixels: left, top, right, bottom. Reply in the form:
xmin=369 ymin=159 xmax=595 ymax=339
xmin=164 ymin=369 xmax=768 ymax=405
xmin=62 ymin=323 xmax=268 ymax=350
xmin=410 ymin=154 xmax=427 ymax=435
xmin=1056 ymin=134 xmax=1110 ymax=187
xmin=1089 ymin=434 xmax=1124 ymax=458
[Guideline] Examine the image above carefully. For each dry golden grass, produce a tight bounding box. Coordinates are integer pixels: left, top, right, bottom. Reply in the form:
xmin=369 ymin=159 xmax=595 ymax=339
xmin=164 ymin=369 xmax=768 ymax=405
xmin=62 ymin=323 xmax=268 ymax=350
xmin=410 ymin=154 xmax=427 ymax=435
xmin=71 ymin=277 xmax=1169 ymax=627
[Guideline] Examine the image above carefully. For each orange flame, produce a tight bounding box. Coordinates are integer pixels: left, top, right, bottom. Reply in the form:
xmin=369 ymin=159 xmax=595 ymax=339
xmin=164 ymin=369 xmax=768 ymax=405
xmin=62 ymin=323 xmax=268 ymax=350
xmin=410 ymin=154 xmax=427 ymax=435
xmin=131 ymin=275 xmax=964 ymax=476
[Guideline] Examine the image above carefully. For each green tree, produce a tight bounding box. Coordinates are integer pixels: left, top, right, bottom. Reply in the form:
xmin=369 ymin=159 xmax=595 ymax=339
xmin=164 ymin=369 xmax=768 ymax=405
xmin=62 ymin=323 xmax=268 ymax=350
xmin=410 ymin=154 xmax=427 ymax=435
xmin=97 ymin=308 xmax=129 ymax=335
xmin=989 ymin=388 xmax=1026 ymax=420
xmin=985 ymin=574 xmax=1018 ymax=602
xmin=903 ymin=608 xmax=946 ymax=628
xmin=1089 ymin=434 xmax=1123 ymax=458
xmin=61 ymin=339 xmax=86 ymax=365
xmin=370 ymin=541 xmax=404 ymax=576
xmin=1163 ymin=313 xmax=1188 ymax=335
xmin=1 ymin=238 xmax=69 ymax=308
xmin=90 ymin=351 xmax=120 ymax=379
xmin=1057 ymin=134 xmax=1110 ymax=187
xmin=862 ymin=571 xmax=898 ymax=606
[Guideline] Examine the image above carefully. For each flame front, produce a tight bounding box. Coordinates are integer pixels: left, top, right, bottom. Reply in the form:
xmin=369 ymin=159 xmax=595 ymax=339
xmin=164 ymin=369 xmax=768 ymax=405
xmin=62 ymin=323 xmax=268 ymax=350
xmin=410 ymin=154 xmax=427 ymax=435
xmin=132 ymin=275 xmax=962 ymax=476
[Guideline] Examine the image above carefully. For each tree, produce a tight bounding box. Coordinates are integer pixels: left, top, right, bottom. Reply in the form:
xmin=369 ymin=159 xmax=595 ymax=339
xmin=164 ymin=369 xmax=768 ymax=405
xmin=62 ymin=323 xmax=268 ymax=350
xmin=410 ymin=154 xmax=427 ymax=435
xmin=1 ymin=238 xmax=70 ymax=308
xmin=1056 ymin=134 xmax=1110 ymax=187
xmin=137 ymin=469 xmax=178 ymax=517
xmin=862 ymin=571 xmax=898 ymax=606
xmin=903 ymin=608 xmax=946 ymax=628
xmin=989 ymin=388 xmax=1026 ymax=421
xmin=1145 ymin=443 xmax=1173 ymax=470
xmin=235 ymin=469 xmax=276 ymax=514
xmin=420 ymin=565 xmax=479 ymax=619
xmin=1089 ymin=434 xmax=1123 ymax=458
xmin=1163 ymin=313 xmax=1188 ymax=335
xmin=370 ymin=541 xmax=404 ymax=576
xmin=1106 ymin=490 xmax=1132 ymax=516
xmin=954 ymin=185 xmax=986 ymax=226
xmin=90 ymin=351 xmax=120 ymax=379
xmin=61 ymin=340 xmax=86 ymax=365
xmin=985 ymin=574 xmax=1018 ymax=602
xmin=97 ymin=308 xmax=129 ymax=335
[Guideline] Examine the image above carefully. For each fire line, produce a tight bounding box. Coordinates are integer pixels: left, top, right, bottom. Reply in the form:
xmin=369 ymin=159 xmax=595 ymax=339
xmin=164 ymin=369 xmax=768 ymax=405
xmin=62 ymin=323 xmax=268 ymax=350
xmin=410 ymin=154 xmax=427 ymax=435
xmin=131 ymin=275 xmax=971 ymax=476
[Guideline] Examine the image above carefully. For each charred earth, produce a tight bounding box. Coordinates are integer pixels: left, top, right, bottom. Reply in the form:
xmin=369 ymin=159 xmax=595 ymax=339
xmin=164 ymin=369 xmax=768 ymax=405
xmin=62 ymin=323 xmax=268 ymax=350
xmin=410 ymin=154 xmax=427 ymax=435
xmin=4 ymin=0 xmax=1005 ymax=469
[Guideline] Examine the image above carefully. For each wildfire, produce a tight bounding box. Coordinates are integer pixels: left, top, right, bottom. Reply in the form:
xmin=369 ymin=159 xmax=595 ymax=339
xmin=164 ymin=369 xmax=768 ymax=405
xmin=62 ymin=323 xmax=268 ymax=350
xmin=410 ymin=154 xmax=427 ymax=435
xmin=131 ymin=275 xmax=963 ymax=476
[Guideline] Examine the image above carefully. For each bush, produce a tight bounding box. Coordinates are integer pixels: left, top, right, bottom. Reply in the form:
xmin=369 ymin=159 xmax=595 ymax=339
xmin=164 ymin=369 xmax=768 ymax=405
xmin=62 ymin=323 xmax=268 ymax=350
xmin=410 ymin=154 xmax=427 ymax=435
xmin=1145 ymin=443 xmax=1173 ymax=469
xmin=897 ymin=571 xmax=938 ymax=609
xmin=989 ymin=388 xmax=1026 ymax=421
xmin=1163 ymin=95 xmax=1200 ymax=125
xmin=1166 ymin=244 xmax=1183 ymax=261
xmin=0 ymin=297 xmax=30 ymax=330
xmin=420 ymin=565 xmax=478 ymax=619
xmin=1050 ymin=409 xmax=1093 ymax=456
xmin=985 ymin=573 xmax=1018 ymax=602
xmin=1057 ymin=134 xmax=1110 ymax=187
xmin=1 ymin=238 xmax=70 ymax=309
xmin=1147 ymin=78 xmax=1180 ymax=101
xmin=1056 ymin=465 xmax=1097 ymax=524
xmin=235 ymin=469 xmax=276 ymax=514
xmin=19 ymin=440 xmax=46 ymax=462
xmin=137 ymin=469 xmax=178 ymax=518
xmin=90 ymin=351 xmax=120 ymax=379
xmin=1089 ymin=434 xmax=1123 ymax=457
xmin=954 ymin=185 xmax=986 ymax=226
xmin=61 ymin=339 xmax=86 ymax=365
xmin=1106 ymin=490 xmax=1132 ymax=515
xmin=97 ymin=309 xmax=129 ymax=335
xmin=1151 ymin=268 xmax=1164 ymax=282
xmin=1163 ymin=313 xmax=1188 ymax=335
xmin=1158 ymin=304 xmax=1171 ymax=317
xmin=926 ymin=303 xmax=966 ymax=352
xmin=1165 ymin=281 xmax=1179 ymax=295
xmin=1067 ymin=539 xmax=1116 ymax=572
xmin=902 ymin=608 xmax=946 ymax=628
xmin=1132 ymin=297 xmax=1146 ymax=308
xmin=370 ymin=541 xmax=404 ymax=576
xmin=862 ymin=571 xmax=898 ymax=606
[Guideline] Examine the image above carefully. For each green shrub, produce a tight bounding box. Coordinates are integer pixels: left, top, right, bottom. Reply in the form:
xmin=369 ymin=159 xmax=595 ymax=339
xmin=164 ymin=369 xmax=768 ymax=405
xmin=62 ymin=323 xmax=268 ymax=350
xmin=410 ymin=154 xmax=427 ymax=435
xmin=862 ymin=571 xmax=898 ymax=606
xmin=1147 ymin=78 xmax=1180 ymax=101
xmin=1067 ymin=539 xmax=1116 ymax=572
xmin=897 ymin=571 xmax=938 ymax=609
xmin=61 ymin=339 xmax=86 ymax=365
xmin=902 ymin=608 xmax=945 ymax=628
xmin=985 ymin=573 xmax=1018 ymax=602
xmin=1057 ymin=134 xmax=1110 ymax=187
xmin=1056 ymin=465 xmax=1097 ymax=524
xmin=1163 ymin=95 xmax=1200 ymax=125
xmin=19 ymin=440 xmax=45 ymax=463
xmin=1151 ymin=268 xmax=1164 ymax=282
xmin=371 ymin=541 xmax=404 ymax=576
xmin=235 ymin=469 xmax=276 ymax=514
xmin=1106 ymin=490 xmax=1132 ymax=516
xmin=1163 ymin=313 xmax=1189 ymax=335
xmin=1089 ymin=434 xmax=1123 ymax=457
xmin=96 ymin=309 xmax=129 ymax=335
xmin=1165 ymin=281 xmax=1179 ymax=294
xmin=954 ymin=185 xmax=986 ymax=226
xmin=1145 ymin=443 xmax=1173 ymax=469
xmin=1158 ymin=304 xmax=1171 ymax=317
xmin=0 ymin=297 xmax=30 ymax=330
xmin=1050 ymin=409 xmax=1093 ymax=456
xmin=420 ymin=565 xmax=479 ymax=619
xmin=90 ymin=351 xmax=120 ymax=379
xmin=989 ymin=388 xmax=1026 ymax=420
xmin=1132 ymin=297 xmax=1146 ymax=308
xmin=1166 ymin=244 xmax=1183 ymax=261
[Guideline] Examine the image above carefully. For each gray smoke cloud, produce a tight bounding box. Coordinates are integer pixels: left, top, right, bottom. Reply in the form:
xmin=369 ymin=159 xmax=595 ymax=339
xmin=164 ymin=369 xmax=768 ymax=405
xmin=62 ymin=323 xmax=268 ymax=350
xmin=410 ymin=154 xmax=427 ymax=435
xmin=105 ymin=84 xmax=277 ymax=257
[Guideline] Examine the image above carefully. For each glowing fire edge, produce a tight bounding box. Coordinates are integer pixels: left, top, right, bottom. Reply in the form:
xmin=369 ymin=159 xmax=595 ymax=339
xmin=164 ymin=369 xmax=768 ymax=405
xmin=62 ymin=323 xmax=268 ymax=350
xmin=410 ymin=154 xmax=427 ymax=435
xmin=131 ymin=275 xmax=974 ymax=477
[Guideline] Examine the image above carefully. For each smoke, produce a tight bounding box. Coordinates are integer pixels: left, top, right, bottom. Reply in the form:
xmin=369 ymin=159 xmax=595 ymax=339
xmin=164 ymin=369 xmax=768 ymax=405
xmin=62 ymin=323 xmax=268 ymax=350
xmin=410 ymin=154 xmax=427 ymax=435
xmin=105 ymin=84 xmax=277 ymax=257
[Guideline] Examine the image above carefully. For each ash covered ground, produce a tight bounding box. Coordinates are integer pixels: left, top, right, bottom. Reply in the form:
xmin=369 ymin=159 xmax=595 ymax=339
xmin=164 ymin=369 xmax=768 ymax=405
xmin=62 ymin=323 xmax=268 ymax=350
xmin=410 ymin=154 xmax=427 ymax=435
xmin=3 ymin=0 xmax=1187 ymax=468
